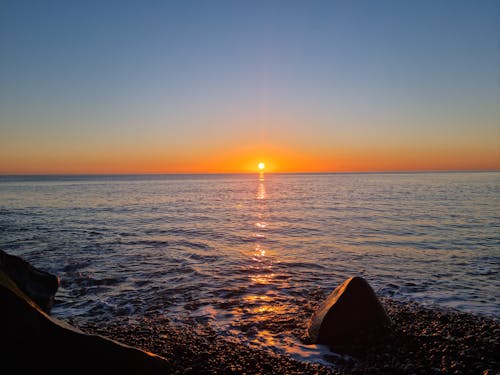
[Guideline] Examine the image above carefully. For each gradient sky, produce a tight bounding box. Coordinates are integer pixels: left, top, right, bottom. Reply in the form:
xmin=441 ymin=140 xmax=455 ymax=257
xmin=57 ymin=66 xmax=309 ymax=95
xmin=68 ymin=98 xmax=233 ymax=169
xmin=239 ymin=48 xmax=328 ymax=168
xmin=1 ymin=1 xmax=499 ymax=174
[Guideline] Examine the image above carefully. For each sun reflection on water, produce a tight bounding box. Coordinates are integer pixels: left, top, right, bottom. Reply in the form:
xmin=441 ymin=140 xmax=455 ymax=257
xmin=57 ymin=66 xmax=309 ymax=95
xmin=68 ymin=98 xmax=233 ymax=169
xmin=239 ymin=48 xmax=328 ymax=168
xmin=250 ymin=273 xmax=275 ymax=285
xmin=257 ymin=183 xmax=266 ymax=200
xmin=255 ymin=244 xmax=266 ymax=257
xmin=244 ymin=294 xmax=273 ymax=303
xmin=228 ymin=172 xmax=291 ymax=338
xmin=246 ymin=173 xmax=280 ymax=315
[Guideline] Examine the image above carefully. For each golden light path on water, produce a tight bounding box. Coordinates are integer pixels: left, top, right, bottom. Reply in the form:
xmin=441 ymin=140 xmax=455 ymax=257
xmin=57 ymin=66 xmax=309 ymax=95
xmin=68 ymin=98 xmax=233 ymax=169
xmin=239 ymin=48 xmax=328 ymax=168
xmin=232 ymin=171 xmax=330 ymax=361
xmin=252 ymin=172 xmax=275 ymax=302
xmin=249 ymin=172 xmax=279 ymax=321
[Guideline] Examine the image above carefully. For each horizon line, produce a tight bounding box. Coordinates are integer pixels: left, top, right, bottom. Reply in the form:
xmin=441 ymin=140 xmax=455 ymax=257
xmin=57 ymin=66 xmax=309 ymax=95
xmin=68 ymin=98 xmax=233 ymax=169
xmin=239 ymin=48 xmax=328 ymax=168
xmin=1 ymin=168 xmax=499 ymax=177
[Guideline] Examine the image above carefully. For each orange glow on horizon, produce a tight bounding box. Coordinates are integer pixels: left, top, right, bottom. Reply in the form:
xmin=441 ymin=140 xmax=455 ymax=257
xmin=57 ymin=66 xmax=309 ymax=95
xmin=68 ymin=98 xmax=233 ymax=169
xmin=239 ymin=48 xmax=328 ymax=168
xmin=0 ymin=141 xmax=499 ymax=174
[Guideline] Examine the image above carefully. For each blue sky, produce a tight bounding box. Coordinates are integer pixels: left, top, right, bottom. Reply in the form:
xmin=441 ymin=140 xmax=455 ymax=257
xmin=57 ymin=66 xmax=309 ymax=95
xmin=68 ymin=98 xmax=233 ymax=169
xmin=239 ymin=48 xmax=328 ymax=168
xmin=1 ymin=1 xmax=499 ymax=173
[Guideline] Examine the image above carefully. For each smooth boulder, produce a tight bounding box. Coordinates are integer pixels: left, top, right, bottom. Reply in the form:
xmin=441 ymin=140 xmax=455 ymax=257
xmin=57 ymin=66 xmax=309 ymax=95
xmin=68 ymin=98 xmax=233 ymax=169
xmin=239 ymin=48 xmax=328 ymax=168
xmin=0 ymin=249 xmax=59 ymax=312
xmin=308 ymin=276 xmax=392 ymax=350
xmin=0 ymin=251 xmax=170 ymax=374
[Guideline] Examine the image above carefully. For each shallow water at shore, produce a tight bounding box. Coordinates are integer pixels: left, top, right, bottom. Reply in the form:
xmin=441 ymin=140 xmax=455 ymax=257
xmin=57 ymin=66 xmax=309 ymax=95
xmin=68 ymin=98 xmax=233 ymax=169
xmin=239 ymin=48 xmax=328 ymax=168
xmin=0 ymin=172 xmax=499 ymax=359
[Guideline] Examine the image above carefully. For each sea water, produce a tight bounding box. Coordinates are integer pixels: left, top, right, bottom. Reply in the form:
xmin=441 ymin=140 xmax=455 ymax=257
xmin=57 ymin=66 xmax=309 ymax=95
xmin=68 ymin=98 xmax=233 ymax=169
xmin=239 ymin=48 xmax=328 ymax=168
xmin=1 ymin=172 xmax=498 ymax=360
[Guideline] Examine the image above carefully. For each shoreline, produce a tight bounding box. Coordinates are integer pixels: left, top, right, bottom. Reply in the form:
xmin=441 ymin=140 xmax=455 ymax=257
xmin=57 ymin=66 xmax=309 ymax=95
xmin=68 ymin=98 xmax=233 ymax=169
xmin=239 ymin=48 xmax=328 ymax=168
xmin=74 ymin=297 xmax=499 ymax=374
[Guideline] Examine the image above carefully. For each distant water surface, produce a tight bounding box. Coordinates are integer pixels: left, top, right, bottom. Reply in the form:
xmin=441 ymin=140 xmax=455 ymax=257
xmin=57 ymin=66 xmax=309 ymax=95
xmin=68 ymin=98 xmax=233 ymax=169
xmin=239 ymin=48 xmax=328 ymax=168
xmin=1 ymin=172 xmax=499 ymax=360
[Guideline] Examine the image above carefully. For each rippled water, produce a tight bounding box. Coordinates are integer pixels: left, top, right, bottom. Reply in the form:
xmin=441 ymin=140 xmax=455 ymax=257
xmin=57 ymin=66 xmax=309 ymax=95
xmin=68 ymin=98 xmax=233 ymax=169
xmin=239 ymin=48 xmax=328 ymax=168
xmin=0 ymin=172 xmax=499 ymax=360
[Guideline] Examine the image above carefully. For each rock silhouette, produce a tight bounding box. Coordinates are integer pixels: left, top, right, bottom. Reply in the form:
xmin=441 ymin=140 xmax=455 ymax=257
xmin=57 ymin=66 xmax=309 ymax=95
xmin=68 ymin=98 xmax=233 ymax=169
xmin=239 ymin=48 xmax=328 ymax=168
xmin=0 ymin=249 xmax=59 ymax=312
xmin=0 ymin=249 xmax=170 ymax=374
xmin=308 ymin=276 xmax=392 ymax=351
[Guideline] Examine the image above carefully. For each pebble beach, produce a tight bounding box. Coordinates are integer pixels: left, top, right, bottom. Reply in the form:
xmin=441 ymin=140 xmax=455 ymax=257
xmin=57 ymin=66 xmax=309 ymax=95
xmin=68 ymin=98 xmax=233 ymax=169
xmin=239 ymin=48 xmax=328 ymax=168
xmin=76 ymin=296 xmax=500 ymax=374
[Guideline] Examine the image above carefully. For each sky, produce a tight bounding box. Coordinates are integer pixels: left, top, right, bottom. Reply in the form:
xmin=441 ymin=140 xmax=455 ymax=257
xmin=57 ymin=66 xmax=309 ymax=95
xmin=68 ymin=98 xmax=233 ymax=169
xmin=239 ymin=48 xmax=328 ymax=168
xmin=1 ymin=0 xmax=499 ymax=174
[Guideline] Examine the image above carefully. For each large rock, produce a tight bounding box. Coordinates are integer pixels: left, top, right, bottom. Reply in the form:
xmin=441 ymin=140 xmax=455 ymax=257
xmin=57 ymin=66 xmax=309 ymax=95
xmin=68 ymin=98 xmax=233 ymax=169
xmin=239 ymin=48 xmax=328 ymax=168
xmin=0 ymin=249 xmax=59 ymax=312
xmin=0 ymin=251 xmax=170 ymax=373
xmin=308 ymin=276 xmax=392 ymax=350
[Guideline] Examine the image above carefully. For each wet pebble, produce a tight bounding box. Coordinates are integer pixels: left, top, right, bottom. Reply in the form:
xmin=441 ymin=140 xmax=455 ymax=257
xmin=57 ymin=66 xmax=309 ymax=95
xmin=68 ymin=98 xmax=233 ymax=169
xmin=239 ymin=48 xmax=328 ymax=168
xmin=74 ymin=297 xmax=499 ymax=374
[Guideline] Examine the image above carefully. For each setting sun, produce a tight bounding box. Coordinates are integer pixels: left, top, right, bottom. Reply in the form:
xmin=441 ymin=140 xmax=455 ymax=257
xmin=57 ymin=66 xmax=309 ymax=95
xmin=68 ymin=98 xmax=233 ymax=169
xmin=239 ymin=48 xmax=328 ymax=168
xmin=258 ymin=162 xmax=265 ymax=171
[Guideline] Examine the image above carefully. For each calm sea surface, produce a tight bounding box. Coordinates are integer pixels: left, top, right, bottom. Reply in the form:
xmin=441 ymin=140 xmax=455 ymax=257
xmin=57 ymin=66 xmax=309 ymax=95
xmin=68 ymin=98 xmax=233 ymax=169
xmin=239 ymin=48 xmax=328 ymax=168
xmin=1 ymin=172 xmax=499 ymax=360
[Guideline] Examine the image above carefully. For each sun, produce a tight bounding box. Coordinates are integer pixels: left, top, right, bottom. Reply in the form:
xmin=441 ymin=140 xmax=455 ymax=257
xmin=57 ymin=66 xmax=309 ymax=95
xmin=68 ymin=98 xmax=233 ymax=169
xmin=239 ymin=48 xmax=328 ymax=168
xmin=258 ymin=162 xmax=265 ymax=171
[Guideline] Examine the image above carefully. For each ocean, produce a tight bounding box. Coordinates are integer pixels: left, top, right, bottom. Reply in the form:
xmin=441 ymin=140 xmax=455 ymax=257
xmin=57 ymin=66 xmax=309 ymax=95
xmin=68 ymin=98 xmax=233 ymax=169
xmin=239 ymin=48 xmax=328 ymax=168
xmin=1 ymin=172 xmax=498 ymax=360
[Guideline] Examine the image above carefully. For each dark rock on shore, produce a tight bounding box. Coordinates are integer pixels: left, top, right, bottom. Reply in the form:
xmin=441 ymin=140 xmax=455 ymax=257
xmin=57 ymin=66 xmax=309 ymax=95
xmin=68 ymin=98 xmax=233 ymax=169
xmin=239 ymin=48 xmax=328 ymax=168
xmin=308 ymin=276 xmax=392 ymax=351
xmin=0 ymin=251 xmax=170 ymax=374
xmin=0 ymin=249 xmax=59 ymax=312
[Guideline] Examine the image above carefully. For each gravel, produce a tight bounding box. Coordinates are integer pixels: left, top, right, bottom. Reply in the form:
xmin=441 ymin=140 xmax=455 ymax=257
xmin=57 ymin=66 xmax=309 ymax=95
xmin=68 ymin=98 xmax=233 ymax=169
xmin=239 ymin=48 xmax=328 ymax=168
xmin=76 ymin=298 xmax=500 ymax=374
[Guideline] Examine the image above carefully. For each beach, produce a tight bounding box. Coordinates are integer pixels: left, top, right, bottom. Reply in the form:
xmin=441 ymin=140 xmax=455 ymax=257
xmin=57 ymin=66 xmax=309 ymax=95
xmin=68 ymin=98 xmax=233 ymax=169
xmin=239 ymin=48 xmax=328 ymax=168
xmin=76 ymin=297 xmax=499 ymax=374
xmin=2 ymin=248 xmax=498 ymax=374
